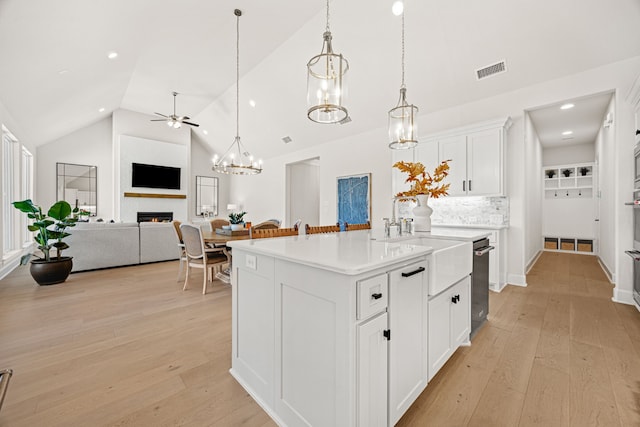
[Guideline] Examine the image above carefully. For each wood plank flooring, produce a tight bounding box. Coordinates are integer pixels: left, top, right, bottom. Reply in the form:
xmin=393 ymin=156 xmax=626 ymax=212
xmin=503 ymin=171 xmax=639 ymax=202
xmin=0 ymin=252 xmax=638 ymax=426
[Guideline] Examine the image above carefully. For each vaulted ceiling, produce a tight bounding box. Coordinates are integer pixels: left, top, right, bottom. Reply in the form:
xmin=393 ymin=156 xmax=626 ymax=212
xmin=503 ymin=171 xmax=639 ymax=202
xmin=1 ymin=0 xmax=639 ymax=159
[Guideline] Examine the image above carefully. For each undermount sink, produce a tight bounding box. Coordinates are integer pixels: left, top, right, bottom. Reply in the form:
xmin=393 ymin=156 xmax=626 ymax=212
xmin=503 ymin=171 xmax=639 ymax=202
xmin=399 ymin=237 xmax=472 ymax=296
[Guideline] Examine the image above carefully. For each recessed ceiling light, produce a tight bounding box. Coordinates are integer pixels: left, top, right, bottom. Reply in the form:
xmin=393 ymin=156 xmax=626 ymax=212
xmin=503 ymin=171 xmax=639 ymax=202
xmin=249 ymin=99 xmax=256 ymax=108
xmin=98 ymin=107 xmax=105 ymax=113
xmin=58 ymin=69 xmax=69 ymax=75
xmin=560 ymin=103 xmax=574 ymax=110
xmin=107 ymin=51 xmax=118 ymax=59
xmin=203 ymin=130 xmax=208 ymax=135
xmin=392 ymin=1 xmax=404 ymax=16
xmin=562 ymin=130 xmax=573 ymax=136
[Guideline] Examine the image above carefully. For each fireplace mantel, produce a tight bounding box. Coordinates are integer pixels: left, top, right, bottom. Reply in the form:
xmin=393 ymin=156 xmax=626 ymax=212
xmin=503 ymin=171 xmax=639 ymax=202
xmin=124 ymin=192 xmax=186 ymax=199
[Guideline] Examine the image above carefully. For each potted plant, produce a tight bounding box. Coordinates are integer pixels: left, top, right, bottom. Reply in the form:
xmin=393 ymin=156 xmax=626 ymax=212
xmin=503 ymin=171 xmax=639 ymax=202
xmin=12 ymin=199 xmax=82 ymax=285
xmin=228 ymin=211 xmax=247 ymax=231
xmin=392 ymin=160 xmax=451 ymax=231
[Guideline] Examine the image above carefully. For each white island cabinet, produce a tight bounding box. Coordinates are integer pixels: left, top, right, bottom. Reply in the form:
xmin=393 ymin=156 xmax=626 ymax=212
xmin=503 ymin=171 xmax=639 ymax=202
xmin=229 ymin=230 xmax=472 ymax=426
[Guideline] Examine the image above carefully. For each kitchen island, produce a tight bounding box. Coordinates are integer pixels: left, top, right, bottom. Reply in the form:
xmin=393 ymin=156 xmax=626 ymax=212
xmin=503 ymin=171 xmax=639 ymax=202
xmin=228 ymin=230 xmax=472 ymax=426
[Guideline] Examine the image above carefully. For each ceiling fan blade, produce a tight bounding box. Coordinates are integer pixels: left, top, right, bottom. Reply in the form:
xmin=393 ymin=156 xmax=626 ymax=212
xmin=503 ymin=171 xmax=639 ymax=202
xmin=154 ymin=112 xmax=168 ymax=118
xmin=183 ymin=121 xmax=200 ymax=127
xmin=150 ymin=119 xmax=167 ymax=121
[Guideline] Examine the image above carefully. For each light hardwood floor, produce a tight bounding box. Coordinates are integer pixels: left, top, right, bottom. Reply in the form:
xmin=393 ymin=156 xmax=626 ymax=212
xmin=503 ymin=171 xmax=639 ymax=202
xmin=0 ymin=252 xmax=639 ymax=426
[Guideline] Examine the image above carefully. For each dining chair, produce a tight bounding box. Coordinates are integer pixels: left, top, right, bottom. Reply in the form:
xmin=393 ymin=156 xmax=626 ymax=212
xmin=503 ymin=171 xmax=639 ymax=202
xmin=251 ymin=224 xmax=299 ymax=239
xmin=346 ymin=221 xmax=371 ymax=231
xmin=180 ymin=224 xmax=231 ymax=294
xmin=252 ymin=220 xmax=280 ymax=231
xmin=209 ymin=218 xmax=230 ymax=232
xmin=305 ymin=223 xmax=341 ymax=234
xmin=172 ymin=220 xmax=187 ymax=282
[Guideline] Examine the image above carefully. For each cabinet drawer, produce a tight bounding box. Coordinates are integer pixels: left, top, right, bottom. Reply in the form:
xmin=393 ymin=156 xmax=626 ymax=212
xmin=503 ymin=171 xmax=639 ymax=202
xmin=357 ymin=274 xmax=388 ymax=320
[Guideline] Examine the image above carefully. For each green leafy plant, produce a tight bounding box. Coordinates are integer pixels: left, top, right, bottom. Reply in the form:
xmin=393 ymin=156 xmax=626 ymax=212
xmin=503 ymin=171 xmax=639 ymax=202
xmin=12 ymin=199 xmax=82 ymax=261
xmin=228 ymin=211 xmax=247 ymax=225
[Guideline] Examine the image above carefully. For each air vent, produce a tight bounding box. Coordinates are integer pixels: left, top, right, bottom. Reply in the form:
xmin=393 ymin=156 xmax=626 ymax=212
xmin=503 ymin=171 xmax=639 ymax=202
xmin=475 ymin=60 xmax=507 ymax=80
xmin=282 ymin=136 xmax=292 ymax=144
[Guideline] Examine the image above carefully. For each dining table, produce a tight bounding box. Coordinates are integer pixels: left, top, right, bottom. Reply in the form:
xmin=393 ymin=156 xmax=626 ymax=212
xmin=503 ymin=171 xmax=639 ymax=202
xmin=201 ymin=230 xmax=251 ymax=246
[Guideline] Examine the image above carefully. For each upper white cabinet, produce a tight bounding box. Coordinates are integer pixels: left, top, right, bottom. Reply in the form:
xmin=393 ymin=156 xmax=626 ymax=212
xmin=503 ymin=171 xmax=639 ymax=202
xmin=412 ymin=117 xmax=512 ymax=197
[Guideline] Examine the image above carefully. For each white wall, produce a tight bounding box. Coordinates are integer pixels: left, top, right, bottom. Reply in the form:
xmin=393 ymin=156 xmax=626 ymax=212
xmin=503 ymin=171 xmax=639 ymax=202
xmin=231 ymin=126 xmax=392 ymax=228
xmin=119 ymin=135 xmax=188 ymax=222
xmin=36 ymin=116 xmax=112 ymax=218
xmin=287 ymin=161 xmax=320 ymax=228
xmin=524 ymin=113 xmax=543 ymax=269
xmin=594 ymin=98 xmax=615 ymax=276
xmin=112 ymin=109 xmax=191 ymax=221
xmin=190 ymin=132 xmax=231 ymax=221
xmin=231 ymin=56 xmax=640 ymax=293
xmin=542 ymin=143 xmax=595 ymax=166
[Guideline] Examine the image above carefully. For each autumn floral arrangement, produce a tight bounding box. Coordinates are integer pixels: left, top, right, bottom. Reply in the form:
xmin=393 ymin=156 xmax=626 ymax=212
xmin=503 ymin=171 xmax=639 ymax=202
xmin=393 ymin=159 xmax=451 ymax=199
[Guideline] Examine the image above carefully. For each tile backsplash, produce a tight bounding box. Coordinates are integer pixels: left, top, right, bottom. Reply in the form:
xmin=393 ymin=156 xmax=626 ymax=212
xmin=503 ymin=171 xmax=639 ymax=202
xmin=398 ymin=196 xmax=509 ymax=226
xmin=430 ymin=196 xmax=509 ymax=226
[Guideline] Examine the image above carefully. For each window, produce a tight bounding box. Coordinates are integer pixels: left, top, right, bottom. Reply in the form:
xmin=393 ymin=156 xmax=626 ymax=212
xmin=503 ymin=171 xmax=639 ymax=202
xmin=2 ymin=126 xmax=18 ymax=255
xmin=21 ymin=146 xmax=33 ymax=245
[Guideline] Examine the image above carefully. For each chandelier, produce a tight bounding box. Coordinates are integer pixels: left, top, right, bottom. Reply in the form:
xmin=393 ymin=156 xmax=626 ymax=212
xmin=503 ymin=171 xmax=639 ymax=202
xmin=306 ymin=0 xmax=349 ymax=124
xmin=212 ymin=9 xmax=262 ymax=175
xmin=388 ymin=8 xmax=418 ymax=149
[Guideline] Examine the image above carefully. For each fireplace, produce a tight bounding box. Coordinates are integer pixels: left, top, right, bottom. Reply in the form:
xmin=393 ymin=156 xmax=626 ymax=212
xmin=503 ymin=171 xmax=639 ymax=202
xmin=137 ymin=212 xmax=173 ymax=223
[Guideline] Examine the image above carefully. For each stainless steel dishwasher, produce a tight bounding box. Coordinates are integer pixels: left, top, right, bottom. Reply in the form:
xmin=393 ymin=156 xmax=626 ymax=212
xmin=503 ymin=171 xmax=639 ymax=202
xmin=471 ymin=238 xmax=494 ymax=339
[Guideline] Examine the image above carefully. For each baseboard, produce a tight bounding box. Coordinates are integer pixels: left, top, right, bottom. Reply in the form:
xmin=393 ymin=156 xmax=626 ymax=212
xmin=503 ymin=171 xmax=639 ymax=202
xmin=229 ymin=368 xmax=286 ymax=427
xmin=597 ymin=257 xmax=614 ymax=283
xmin=612 ymin=287 xmax=635 ymax=306
xmin=0 ymin=256 xmax=20 ymax=281
xmin=489 ymin=281 xmax=508 ymax=293
xmin=526 ymin=250 xmax=542 ymax=274
xmin=507 ymin=273 xmax=527 ymax=287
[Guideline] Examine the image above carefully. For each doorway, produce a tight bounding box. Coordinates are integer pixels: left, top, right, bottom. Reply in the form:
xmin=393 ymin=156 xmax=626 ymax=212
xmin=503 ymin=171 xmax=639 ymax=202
xmin=285 ymin=157 xmax=320 ymax=228
xmin=525 ymin=90 xmax=614 ymax=269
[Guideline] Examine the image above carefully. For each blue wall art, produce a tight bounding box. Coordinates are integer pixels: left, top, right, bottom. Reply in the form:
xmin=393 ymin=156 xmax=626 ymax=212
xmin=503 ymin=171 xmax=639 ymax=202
xmin=337 ymin=173 xmax=371 ymax=225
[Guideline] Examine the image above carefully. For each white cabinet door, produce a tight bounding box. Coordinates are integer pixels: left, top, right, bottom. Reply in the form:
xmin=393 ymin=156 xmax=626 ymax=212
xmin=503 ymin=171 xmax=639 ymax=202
xmin=427 ymin=289 xmax=451 ymax=382
xmin=450 ymin=276 xmax=471 ymax=347
xmin=467 ymin=128 xmax=502 ymax=195
xmin=388 ymin=261 xmax=427 ymax=426
xmin=428 ymin=276 xmax=471 ymax=381
xmin=414 ymin=140 xmax=440 ymax=181
xmin=439 ymin=135 xmax=467 ymax=196
xmin=392 ymin=148 xmax=414 ymax=197
xmin=357 ymin=312 xmax=388 ymax=427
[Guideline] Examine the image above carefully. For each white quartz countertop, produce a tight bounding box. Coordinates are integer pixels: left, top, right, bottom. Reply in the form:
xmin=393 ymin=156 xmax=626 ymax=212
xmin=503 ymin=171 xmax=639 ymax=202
xmin=228 ymin=230 xmax=432 ymax=275
xmin=431 ymin=224 xmax=508 ymax=230
xmin=379 ymin=227 xmax=491 ymax=242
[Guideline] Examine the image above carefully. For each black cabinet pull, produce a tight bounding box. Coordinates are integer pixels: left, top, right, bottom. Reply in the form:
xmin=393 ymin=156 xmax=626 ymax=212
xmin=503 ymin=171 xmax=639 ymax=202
xmin=463 ymin=180 xmax=466 ymax=191
xmin=371 ymin=292 xmax=383 ymax=300
xmin=451 ymin=294 xmax=460 ymax=304
xmin=469 ymin=180 xmax=472 ymax=191
xmin=401 ymin=266 xmax=425 ymax=278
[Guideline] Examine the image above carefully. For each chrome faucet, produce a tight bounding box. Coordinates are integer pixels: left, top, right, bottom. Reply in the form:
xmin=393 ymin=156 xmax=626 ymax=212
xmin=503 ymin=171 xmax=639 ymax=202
xmin=389 ymin=196 xmax=419 ymax=235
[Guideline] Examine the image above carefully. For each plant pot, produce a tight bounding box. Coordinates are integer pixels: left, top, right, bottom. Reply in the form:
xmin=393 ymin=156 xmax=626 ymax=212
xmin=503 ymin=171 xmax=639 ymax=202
xmin=579 ymin=168 xmax=589 ymax=176
xmin=546 ymin=170 xmax=555 ymax=179
xmin=562 ymin=169 xmax=572 ymax=177
xmin=30 ymin=257 xmax=73 ymax=285
xmin=230 ymin=224 xmax=243 ymax=231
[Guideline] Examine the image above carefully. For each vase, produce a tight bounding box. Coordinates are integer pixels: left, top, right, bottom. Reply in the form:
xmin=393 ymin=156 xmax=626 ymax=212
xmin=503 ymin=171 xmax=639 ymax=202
xmin=413 ymin=194 xmax=433 ymax=232
xmin=230 ymin=224 xmax=243 ymax=231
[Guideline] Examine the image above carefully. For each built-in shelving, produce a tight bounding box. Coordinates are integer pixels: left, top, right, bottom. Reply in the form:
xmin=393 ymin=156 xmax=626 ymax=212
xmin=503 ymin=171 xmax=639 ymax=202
xmin=543 ymin=163 xmax=594 ymax=199
xmin=543 ymin=236 xmax=594 ymax=254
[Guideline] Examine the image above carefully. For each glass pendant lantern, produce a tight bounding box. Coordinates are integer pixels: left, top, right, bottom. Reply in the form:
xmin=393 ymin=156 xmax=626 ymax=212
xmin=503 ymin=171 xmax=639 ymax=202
xmin=307 ymin=0 xmax=349 ymax=124
xmin=388 ymin=8 xmax=418 ymax=149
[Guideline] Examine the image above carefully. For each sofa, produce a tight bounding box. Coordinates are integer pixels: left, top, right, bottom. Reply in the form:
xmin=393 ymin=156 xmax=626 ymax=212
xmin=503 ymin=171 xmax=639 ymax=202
xmin=65 ymin=222 xmax=179 ymax=272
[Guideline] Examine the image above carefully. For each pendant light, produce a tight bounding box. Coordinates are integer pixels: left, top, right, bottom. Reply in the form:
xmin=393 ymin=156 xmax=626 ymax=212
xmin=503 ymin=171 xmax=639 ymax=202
xmin=212 ymin=9 xmax=262 ymax=175
xmin=388 ymin=8 xmax=418 ymax=149
xmin=306 ymin=0 xmax=349 ymax=124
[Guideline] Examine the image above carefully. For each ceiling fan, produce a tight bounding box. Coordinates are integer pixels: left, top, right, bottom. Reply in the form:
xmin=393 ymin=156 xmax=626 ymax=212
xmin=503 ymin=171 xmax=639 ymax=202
xmin=151 ymin=91 xmax=199 ymax=128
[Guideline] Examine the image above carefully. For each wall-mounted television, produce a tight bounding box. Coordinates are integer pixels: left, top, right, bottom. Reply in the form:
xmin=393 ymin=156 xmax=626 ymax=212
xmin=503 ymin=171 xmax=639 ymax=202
xmin=132 ymin=163 xmax=181 ymax=190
